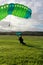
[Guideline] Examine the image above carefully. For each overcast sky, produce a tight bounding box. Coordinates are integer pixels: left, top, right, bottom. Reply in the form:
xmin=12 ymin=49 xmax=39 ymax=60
xmin=0 ymin=0 xmax=43 ymax=32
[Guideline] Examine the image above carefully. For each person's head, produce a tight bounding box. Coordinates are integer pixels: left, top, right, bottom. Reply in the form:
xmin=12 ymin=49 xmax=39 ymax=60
xmin=19 ymin=35 xmax=22 ymax=38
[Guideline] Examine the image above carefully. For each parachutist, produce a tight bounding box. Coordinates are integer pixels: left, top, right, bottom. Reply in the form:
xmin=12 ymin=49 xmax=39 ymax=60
xmin=9 ymin=23 xmax=10 ymax=27
xmin=19 ymin=36 xmax=26 ymax=45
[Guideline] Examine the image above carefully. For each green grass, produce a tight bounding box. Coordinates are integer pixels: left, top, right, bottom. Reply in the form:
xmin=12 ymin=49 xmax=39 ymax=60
xmin=0 ymin=35 xmax=43 ymax=65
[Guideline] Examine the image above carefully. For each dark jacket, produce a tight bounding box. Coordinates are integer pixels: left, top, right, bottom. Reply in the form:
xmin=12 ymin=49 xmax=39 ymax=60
xmin=19 ymin=37 xmax=23 ymax=43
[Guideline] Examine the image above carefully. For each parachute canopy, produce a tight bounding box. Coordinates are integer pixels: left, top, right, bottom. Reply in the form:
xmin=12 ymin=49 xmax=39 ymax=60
xmin=0 ymin=3 xmax=32 ymax=20
xmin=16 ymin=32 xmax=22 ymax=36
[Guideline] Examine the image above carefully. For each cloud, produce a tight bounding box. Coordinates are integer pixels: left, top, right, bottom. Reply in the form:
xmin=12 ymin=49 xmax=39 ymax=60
xmin=0 ymin=0 xmax=43 ymax=31
xmin=0 ymin=15 xmax=43 ymax=32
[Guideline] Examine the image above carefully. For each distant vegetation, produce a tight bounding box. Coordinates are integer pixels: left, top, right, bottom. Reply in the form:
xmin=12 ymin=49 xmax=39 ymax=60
xmin=0 ymin=31 xmax=43 ymax=36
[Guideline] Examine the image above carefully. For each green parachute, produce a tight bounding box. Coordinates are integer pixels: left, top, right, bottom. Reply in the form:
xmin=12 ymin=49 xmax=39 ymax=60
xmin=0 ymin=3 xmax=32 ymax=20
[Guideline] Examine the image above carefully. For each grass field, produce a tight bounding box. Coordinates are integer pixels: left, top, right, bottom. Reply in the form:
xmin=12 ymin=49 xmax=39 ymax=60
xmin=0 ymin=35 xmax=43 ymax=65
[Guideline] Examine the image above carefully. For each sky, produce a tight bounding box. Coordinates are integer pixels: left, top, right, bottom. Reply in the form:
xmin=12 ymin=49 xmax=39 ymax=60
xmin=0 ymin=0 xmax=43 ymax=32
